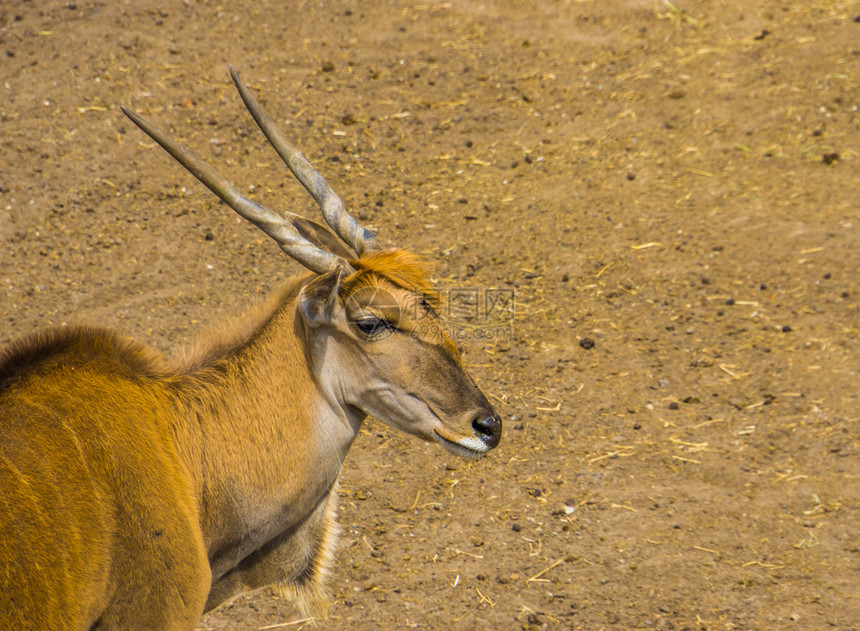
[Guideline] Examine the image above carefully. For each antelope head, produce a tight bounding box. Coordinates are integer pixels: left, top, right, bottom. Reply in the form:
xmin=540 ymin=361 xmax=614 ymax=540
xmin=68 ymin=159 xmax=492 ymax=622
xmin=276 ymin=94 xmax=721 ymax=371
xmin=122 ymin=67 xmax=501 ymax=460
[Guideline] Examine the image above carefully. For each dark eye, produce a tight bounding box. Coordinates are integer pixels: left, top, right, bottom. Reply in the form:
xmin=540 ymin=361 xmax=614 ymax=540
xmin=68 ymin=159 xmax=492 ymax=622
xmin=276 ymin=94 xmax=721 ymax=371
xmin=354 ymin=317 xmax=392 ymax=336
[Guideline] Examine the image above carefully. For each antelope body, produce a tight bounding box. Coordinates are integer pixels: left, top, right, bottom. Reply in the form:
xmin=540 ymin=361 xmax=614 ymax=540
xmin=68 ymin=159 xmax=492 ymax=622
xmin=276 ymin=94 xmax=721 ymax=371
xmin=0 ymin=68 xmax=501 ymax=630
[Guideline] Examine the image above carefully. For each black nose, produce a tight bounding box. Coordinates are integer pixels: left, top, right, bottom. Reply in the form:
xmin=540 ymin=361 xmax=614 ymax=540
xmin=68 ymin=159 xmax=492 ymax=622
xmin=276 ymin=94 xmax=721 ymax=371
xmin=472 ymin=414 xmax=502 ymax=449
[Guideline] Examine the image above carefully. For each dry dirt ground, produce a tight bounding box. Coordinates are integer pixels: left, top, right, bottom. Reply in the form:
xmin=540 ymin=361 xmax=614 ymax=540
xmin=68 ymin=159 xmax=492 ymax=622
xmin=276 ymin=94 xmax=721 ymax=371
xmin=1 ymin=0 xmax=858 ymax=629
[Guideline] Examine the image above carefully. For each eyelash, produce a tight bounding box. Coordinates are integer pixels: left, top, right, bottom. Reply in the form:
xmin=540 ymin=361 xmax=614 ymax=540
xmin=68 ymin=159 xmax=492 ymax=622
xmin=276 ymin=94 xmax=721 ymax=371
xmin=354 ymin=317 xmax=394 ymax=336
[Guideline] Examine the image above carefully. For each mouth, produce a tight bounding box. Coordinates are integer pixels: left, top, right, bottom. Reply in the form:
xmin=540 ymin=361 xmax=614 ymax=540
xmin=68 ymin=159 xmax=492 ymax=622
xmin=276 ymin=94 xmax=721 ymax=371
xmin=361 ymin=395 xmax=496 ymax=460
xmin=432 ymin=429 xmax=490 ymax=461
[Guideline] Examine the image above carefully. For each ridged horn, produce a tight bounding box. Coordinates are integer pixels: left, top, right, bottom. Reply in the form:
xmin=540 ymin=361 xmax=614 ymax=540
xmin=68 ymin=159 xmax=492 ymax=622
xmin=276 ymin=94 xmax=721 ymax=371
xmin=121 ymin=105 xmax=349 ymax=274
xmin=229 ymin=66 xmax=379 ymax=257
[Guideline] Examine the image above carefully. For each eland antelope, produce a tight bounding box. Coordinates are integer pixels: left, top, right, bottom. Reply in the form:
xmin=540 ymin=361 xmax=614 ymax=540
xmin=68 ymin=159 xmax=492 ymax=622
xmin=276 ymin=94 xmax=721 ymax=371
xmin=0 ymin=67 xmax=501 ymax=630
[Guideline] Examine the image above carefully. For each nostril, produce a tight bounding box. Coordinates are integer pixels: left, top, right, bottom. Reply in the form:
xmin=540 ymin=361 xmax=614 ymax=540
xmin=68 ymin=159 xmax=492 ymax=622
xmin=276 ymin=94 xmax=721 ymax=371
xmin=472 ymin=414 xmax=502 ymax=448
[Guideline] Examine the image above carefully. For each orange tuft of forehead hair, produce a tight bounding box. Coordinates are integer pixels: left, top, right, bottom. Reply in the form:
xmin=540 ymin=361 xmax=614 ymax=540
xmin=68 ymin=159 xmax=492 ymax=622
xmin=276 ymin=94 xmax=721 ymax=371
xmin=341 ymin=249 xmax=441 ymax=312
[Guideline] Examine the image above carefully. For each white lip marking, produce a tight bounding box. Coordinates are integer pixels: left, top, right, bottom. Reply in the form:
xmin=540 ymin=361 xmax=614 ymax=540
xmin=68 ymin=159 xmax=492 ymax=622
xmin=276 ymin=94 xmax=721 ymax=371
xmin=454 ymin=436 xmax=490 ymax=453
xmin=432 ymin=430 xmax=489 ymax=460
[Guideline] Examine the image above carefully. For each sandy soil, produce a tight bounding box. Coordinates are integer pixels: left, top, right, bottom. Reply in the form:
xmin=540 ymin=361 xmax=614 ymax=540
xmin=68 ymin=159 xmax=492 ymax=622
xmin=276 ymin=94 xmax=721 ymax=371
xmin=1 ymin=0 xmax=858 ymax=629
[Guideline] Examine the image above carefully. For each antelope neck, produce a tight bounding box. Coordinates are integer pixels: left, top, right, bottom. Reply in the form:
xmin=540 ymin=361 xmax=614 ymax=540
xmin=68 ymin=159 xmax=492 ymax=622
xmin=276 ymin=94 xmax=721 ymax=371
xmin=174 ymin=293 xmax=359 ymax=581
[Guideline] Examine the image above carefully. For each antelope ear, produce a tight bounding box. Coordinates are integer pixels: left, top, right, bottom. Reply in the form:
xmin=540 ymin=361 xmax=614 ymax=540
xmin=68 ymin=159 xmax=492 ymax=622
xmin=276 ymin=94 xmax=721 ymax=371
xmin=298 ymin=268 xmax=343 ymax=327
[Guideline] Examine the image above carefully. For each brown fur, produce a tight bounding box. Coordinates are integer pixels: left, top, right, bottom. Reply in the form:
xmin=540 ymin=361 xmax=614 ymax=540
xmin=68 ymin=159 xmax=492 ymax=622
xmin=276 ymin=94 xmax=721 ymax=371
xmin=343 ymin=249 xmax=440 ymax=310
xmin=181 ymin=250 xmax=435 ymax=371
xmin=0 ymin=248 xmax=498 ymax=630
xmin=178 ymin=281 xmax=306 ymax=372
